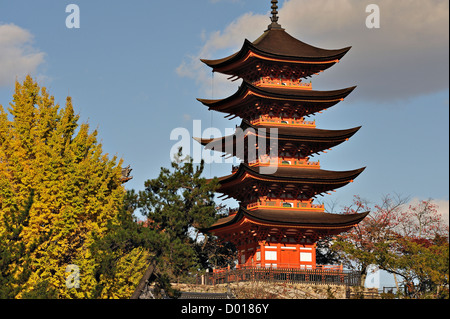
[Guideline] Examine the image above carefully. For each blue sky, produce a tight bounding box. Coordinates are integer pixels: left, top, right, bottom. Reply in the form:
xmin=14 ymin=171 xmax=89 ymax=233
xmin=1 ymin=0 xmax=448 ymax=222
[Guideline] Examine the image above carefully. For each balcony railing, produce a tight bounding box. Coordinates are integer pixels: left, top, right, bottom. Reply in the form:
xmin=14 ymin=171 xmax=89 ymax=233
xmin=246 ymin=200 xmax=324 ymax=211
xmin=253 ymin=77 xmax=312 ymax=90
xmin=196 ymin=266 xmax=361 ymax=287
xmin=248 ymin=158 xmax=320 ymax=169
xmin=250 ymin=116 xmax=316 ymax=127
xmin=212 ymin=264 xmax=343 ymax=273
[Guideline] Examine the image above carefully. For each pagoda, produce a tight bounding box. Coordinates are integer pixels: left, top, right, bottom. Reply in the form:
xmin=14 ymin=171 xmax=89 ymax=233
xmin=197 ymin=0 xmax=368 ymax=270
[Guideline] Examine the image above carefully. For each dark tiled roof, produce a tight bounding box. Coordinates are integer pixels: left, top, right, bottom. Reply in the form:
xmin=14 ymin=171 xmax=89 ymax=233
xmin=218 ymin=164 xmax=365 ymax=184
xmin=197 ymin=81 xmax=356 ymax=108
xmin=195 ymin=121 xmax=361 ymax=145
xmin=205 ymin=206 xmax=369 ymax=231
xmin=201 ymin=29 xmax=351 ymax=68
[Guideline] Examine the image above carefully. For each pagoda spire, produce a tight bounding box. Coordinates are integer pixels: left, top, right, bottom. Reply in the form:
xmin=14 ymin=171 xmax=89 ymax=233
xmin=268 ymin=0 xmax=283 ymax=30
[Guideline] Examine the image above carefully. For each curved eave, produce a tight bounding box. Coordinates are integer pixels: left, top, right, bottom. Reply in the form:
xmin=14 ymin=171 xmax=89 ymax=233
xmin=203 ymin=206 xmax=369 ymax=232
xmin=201 ymin=29 xmax=351 ymax=69
xmin=247 ymin=40 xmax=351 ymax=64
xmin=218 ymin=164 xmax=365 ymax=184
xmin=203 ymin=211 xmax=244 ymax=231
xmin=197 ymin=82 xmax=356 ymax=109
xmin=194 ymin=125 xmax=361 ymax=148
xmin=251 ymin=29 xmax=351 ymax=61
xmin=243 ymin=207 xmax=369 ymax=228
xmin=240 ymin=121 xmax=361 ymax=140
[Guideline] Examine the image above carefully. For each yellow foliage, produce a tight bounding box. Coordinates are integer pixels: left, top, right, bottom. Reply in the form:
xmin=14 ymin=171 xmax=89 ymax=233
xmin=0 ymin=76 xmax=129 ymax=298
xmin=96 ymin=247 xmax=150 ymax=299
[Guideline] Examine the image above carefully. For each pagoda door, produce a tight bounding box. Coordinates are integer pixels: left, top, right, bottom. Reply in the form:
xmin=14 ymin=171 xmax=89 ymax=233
xmin=280 ymin=249 xmax=297 ymax=268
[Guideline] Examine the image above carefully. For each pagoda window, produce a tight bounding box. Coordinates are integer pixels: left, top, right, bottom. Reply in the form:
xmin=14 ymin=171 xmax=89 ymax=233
xmin=300 ymin=252 xmax=312 ymax=262
xmin=265 ymin=251 xmax=277 ymax=261
xmin=282 ymin=202 xmax=293 ymax=208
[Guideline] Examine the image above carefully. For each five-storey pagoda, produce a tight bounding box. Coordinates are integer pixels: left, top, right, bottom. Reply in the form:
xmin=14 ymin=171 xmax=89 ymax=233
xmin=197 ymin=1 xmax=368 ymax=270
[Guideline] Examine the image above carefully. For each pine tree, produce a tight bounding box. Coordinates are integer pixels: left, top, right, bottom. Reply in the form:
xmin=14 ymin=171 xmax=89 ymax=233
xmin=91 ymin=149 xmax=221 ymax=299
xmin=131 ymin=149 xmax=220 ymax=298
xmin=0 ymin=76 xmax=126 ymax=298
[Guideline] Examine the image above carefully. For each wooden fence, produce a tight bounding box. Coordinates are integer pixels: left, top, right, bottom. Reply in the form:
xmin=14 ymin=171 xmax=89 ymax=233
xmin=196 ymin=267 xmax=361 ymax=287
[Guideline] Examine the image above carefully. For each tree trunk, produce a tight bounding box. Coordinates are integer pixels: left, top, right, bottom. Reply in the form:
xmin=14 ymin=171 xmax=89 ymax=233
xmin=360 ymin=265 xmax=367 ymax=287
xmin=130 ymin=251 xmax=161 ymax=299
xmin=393 ymin=274 xmax=399 ymax=292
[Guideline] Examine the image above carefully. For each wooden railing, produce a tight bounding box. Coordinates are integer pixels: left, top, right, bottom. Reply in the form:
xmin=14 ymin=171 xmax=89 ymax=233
xmin=197 ymin=267 xmax=361 ymax=287
xmin=248 ymin=158 xmax=320 ymax=169
xmin=253 ymin=77 xmax=312 ymax=90
xmin=246 ymin=200 xmax=324 ymax=211
xmin=250 ymin=116 xmax=315 ymax=127
xmin=213 ymin=264 xmax=342 ymax=272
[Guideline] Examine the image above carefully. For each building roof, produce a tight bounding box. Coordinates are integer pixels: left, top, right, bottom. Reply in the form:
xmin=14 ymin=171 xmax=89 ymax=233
xmin=197 ymin=81 xmax=355 ymax=118
xmin=194 ymin=121 xmax=360 ymax=158
xmin=120 ymin=165 xmax=133 ymax=183
xmin=200 ymin=28 xmax=351 ymax=76
xmin=195 ymin=120 xmax=360 ymax=146
xmin=218 ymin=163 xmax=365 ymax=184
xmin=204 ymin=205 xmax=369 ymax=232
xmin=213 ymin=164 xmax=365 ymax=202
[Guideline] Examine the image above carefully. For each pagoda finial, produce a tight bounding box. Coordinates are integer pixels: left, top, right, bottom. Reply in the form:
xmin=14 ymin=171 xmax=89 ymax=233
xmin=268 ymin=0 xmax=283 ymax=30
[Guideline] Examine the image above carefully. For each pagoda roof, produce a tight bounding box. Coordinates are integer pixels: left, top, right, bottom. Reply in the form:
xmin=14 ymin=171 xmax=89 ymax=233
xmin=201 ymin=28 xmax=351 ymax=77
xmin=197 ymin=81 xmax=355 ymax=116
xmin=194 ymin=121 xmax=360 ymax=158
xmin=204 ymin=205 xmax=369 ymax=232
xmin=197 ymin=81 xmax=356 ymax=113
xmin=195 ymin=120 xmax=360 ymax=146
xmin=218 ymin=163 xmax=365 ymax=185
xmin=214 ymin=164 xmax=365 ymax=202
xmin=120 ymin=165 xmax=133 ymax=183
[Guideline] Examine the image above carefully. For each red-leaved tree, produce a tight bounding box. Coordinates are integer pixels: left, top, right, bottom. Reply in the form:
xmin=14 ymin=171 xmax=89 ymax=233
xmin=332 ymin=194 xmax=449 ymax=298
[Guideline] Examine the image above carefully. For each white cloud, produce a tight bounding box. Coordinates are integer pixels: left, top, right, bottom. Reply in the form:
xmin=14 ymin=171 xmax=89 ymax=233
xmin=176 ymin=12 xmax=267 ymax=98
xmin=177 ymin=0 xmax=449 ymax=102
xmin=0 ymin=23 xmax=46 ymax=87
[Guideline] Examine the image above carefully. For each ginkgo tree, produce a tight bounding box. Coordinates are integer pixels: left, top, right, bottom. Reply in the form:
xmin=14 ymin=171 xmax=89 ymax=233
xmin=0 ymin=76 xmax=127 ymax=298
